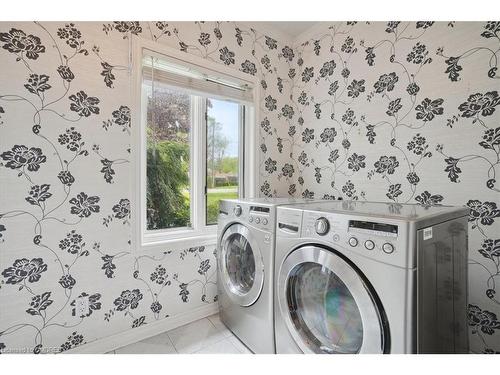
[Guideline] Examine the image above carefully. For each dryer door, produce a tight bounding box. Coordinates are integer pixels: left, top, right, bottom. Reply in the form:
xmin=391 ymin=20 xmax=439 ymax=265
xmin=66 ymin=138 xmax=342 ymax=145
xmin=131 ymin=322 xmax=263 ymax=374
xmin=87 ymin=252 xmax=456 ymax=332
xmin=278 ymin=245 xmax=387 ymax=354
xmin=219 ymin=223 xmax=265 ymax=307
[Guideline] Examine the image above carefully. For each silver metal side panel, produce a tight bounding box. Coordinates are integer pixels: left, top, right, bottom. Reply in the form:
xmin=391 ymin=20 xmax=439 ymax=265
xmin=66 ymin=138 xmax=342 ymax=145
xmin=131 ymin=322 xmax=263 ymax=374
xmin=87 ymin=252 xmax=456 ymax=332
xmin=417 ymin=216 xmax=469 ymax=353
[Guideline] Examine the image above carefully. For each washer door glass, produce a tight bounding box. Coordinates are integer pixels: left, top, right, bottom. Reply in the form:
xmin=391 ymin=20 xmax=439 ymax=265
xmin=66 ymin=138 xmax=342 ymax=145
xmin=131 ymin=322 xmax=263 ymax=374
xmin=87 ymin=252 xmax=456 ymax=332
xmin=288 ymin=262 xmax=363 ymax=354
xmin=225 ymin=232 xmax=256 ymax=294
xmin=278 ymin=245 xmax=386 ymax=353
xmin=220 ymin=223 xmax=264 ymax=307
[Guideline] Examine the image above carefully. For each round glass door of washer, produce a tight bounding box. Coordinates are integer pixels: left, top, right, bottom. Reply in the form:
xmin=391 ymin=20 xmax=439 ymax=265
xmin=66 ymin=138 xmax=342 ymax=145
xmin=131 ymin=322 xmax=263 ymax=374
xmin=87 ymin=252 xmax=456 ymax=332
xmin=288 ymin=262 xmax=363 ymax=353
xmin=278 ymin=246 xmax=386 ymax=353
xmin=220 ymin=223 xmax=264 ymax=306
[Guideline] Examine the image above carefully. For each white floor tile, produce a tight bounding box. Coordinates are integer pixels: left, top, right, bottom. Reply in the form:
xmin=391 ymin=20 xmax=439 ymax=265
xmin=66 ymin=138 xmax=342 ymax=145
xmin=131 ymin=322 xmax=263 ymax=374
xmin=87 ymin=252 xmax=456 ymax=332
xmin=194 ymin=338 xmax=241 ymax=354
xmin=115 ymin=340 xmax=177 ymax=354
xmin=140 ymin=331 xmax=175 ymax=346
xmin=207 ymin=313 xmax=233 ymax=338
xmin=227 ymin=336 xmax=253 ymax=354
xmin=167 ymin=317 xmax=227 ymax=354
xmin=110 ymin=314 xmax=252 ymax=354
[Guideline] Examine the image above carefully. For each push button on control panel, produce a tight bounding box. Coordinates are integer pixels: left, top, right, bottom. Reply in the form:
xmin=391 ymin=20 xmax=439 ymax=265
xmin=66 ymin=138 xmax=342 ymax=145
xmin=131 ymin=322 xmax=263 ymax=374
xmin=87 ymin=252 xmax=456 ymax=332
xmin=262 ymin=218 xmax=268 ymax=225
xmin=364 ymin=240 xmax=375 ymax=250
xmin=382 ymin=243 xmax=395 ymax=254
xmin=248 ymin=216 xmax=253 ymax=223
xmin=348 ymin=237 xmax=358 ymax=247
xmin=255 ymin=217 xmax=261 ymax=224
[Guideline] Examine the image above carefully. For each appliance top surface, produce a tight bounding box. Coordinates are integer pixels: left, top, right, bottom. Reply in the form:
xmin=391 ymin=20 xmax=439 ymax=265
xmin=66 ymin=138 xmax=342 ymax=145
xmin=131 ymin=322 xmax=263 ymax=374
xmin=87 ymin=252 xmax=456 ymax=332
xmin=284 ymin=200 xmax=469 ymax=221
xmin=223 ymin=197 xmax=318 ymax=207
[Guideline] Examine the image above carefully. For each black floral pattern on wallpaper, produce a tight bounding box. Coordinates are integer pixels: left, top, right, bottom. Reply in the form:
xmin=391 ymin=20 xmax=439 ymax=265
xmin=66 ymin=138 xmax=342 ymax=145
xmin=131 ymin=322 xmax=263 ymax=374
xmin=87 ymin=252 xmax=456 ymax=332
xmin=99 ymin=245 xmax=216 ymax=327
xmin=0 ymin=28 xmax=46 ymax=70
xmin=2 ymin=258 xmax=48 ymax=285
xmin=438 ymin=22 xmax=500 ymax=82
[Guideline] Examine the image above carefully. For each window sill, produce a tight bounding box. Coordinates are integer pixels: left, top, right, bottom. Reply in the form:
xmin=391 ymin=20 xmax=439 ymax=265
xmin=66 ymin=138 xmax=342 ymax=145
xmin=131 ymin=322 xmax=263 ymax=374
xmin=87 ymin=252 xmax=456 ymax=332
xmin=139 ymin=228 xmax=218 ymax=253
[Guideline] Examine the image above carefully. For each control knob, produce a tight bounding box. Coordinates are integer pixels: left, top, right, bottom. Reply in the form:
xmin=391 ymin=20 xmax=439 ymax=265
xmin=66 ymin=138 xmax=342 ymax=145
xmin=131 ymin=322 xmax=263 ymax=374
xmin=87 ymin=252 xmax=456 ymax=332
xmin=364 ymin=240 xmax=375 ymax=250
xmin=382 ymin=243 xmax=395 ymax=254
xmin=348 ymin=237 xmax=358 ymax=247
xmin=315 ymin=217 xmax=330 ymax=236
xmin=233 ymin=205 xmax=242 ymax=217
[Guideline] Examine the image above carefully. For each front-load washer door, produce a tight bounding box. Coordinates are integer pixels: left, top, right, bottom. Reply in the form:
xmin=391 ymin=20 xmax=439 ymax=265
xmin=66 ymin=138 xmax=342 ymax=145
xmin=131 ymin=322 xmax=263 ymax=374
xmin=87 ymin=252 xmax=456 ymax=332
xmin=278 ymin=245 xmax=388 ymax=354
xmin=219 ymin=223 xmax=265 ymax=307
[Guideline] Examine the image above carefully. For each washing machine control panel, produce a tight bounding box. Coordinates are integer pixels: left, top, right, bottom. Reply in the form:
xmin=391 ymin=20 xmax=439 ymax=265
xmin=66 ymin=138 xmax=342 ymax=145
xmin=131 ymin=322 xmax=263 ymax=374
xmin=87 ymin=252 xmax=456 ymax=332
xmin=302 ymin=210 xmax=406 ymax=266
xmin=246 ymin=205 xmax=272 ymax=230
xmin=219 ymin=201 xmax=274 ymax=232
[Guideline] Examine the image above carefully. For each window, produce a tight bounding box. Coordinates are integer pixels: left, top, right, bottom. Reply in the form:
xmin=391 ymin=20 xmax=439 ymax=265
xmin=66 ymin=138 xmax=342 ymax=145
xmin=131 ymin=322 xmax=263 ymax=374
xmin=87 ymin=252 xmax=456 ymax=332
xmin=144 ymin=82 xmax=192 ymax=230
xmin=206 ymin=98 xmax=242 ymax=225
xmin=132 ymin=39 xmax=257 ymax=249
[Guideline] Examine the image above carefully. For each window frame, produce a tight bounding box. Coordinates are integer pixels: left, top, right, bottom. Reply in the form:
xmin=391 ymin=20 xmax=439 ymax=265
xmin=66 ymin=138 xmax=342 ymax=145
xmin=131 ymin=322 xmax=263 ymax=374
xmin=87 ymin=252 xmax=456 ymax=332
xmin=131 ymin=36 xmax=259 ymax=252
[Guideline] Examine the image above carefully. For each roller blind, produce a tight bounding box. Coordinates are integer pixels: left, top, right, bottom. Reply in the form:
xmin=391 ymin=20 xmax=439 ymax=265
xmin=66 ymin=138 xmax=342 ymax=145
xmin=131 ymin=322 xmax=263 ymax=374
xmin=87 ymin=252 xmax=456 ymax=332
xmin=142 ymin=53 xmax=254 ymax=104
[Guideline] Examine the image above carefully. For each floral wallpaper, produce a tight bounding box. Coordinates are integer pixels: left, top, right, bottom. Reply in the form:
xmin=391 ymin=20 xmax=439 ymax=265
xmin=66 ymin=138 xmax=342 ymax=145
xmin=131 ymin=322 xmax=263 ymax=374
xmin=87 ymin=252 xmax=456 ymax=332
xmin=271 ymin=21 xmax=499 ymax=353
xmin=1 ymin=20 xmax=498 ymax=355
xmin=0 ymin=21 xmax=291 ymax=353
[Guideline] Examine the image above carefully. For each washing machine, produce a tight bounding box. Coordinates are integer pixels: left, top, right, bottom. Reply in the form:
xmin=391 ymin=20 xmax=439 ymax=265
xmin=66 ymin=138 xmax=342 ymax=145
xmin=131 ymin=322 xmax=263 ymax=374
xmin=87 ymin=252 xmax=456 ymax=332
xmin=274 ymin=200 xmax=469 ymax=354
xmin=216 ymin=198 xmax=318 ymax=353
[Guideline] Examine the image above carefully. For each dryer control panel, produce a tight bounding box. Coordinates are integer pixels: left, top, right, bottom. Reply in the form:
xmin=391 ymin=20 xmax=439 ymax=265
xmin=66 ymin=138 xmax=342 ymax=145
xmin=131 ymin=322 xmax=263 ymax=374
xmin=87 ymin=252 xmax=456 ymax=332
xmin=219 ymin=201 xmax=274 ymax=233
xmin=301 ymin=210 xmax=411 ymax=268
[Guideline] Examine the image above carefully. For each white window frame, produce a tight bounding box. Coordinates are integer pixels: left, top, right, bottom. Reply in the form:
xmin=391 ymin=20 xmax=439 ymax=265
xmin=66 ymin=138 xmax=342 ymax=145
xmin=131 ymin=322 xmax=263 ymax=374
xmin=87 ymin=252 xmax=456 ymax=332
xmin=131 ymin=36 xmax=260 ymax=252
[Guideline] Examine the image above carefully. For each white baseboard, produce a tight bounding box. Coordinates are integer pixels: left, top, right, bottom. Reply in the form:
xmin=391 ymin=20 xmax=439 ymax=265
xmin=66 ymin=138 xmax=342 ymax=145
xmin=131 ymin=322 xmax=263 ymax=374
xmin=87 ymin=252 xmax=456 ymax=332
xmin=66 ymin=303 xmax=219 ymax=354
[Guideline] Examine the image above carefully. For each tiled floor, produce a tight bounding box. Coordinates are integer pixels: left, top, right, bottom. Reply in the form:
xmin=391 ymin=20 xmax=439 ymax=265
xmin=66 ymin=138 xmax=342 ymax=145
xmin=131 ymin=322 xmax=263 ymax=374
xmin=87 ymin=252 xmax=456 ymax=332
xmin=108 ymin=314 xmax=252 ymax=354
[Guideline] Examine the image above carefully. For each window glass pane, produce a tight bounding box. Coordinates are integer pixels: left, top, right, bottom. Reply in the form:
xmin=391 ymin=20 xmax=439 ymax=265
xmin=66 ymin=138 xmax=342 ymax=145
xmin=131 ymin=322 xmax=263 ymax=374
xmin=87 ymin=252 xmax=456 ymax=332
xmin=206 ymin=98 xmax=240 ymax=225
xmin=143 ymin=63 xmax=192 ymax=230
